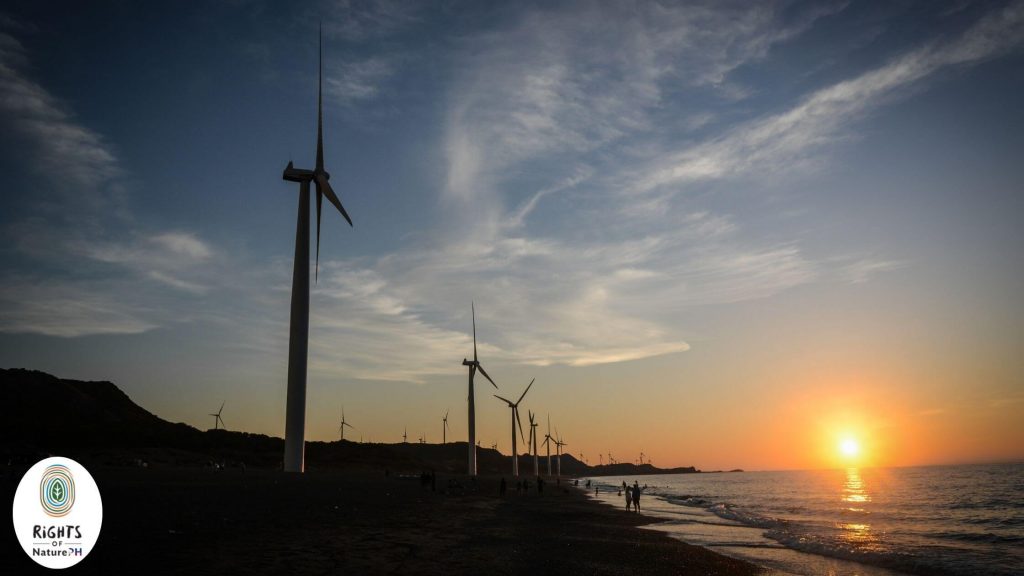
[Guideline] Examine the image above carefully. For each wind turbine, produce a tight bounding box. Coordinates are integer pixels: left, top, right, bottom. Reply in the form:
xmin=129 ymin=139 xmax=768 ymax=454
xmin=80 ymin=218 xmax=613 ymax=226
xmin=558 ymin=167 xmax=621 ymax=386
xmin=462 ymin=303 xmax=498 ymax=475
xmin=403 ymin=427 xmax=408 ymax=443
xmin=555 ymin=430 xmax=567 ymax=478
xmin=281 ymin=25 xmax=354 ymax=473
xmin=338 ymin=406 xmax=354 ymax=441
xmin=442 ymin=409 xmax=451 ymax=444
xmin=209 ymin=401 xmax=225 ymax=431
xmin=528 ymin=411 xmax=539 ymax=476
xmin=542 ymin=415 xmax=553 ymax=476
xmin=494 ymin=378 xmax=534 ymax=477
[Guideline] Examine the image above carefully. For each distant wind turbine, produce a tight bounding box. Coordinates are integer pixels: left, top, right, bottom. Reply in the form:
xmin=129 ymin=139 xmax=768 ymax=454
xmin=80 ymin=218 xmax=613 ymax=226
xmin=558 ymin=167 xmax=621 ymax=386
xmin=442 ymin=409 xmax=450 ymax=444
xmin=338 ymin=406 xmax=354 ymax=441
xmin=555 ymin=430 xmax=567 ymax=478
xmin=494 ymin=378 xmax=534 ymax=477
xmin=209 ymin=401 xmax=226 ymax=431
xmin=403 ymin=427 xmax=408 ymax=443
xmin=280 ymin=25 xmax=354 ymax=473
xmin=542 ymin=414 xmax=553 ymax=476
xmin=528 ymin=411 xmax=539 ymax=476
xmin=462 ymin=303 xmax=498 ymax=475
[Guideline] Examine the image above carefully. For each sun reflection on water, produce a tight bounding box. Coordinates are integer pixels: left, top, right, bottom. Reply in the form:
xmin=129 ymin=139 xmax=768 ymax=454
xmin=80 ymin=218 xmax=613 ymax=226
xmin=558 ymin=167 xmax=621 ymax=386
xmin=839 ymin=468 xmax=876 ymax=547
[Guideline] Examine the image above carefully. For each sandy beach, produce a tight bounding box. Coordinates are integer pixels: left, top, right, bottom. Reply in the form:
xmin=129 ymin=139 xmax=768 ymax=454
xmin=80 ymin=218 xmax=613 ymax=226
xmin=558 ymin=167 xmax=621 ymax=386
xmin=3 ymin=466 xmax=762 ymax=575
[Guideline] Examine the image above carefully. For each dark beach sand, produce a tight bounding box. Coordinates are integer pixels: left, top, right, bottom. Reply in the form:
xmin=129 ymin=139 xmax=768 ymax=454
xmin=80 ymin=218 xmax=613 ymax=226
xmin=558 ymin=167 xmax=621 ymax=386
xmin=3 ymin=467 xmax=762 ymax=575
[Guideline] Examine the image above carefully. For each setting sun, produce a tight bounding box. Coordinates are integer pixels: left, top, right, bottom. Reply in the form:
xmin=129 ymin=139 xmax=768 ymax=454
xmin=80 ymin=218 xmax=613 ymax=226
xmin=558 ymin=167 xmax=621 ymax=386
xmin=840 ymin=438 xmax=861 ymax=458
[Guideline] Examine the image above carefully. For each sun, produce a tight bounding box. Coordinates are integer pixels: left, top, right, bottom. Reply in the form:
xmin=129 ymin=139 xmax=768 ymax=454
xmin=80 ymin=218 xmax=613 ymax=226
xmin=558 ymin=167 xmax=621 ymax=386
xmin=839 ymin=437 xmax=860 ymax=458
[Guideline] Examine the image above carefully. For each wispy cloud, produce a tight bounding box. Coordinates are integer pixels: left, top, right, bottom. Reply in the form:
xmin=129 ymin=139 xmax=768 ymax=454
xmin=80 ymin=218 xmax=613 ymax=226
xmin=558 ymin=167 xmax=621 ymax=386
xmin=0 ymin=32 xmax=121 ymax=198
xmin=326 ymin=56 xmax=392 ymax=104
xmin=631 ymin=1 xmax=1024 ymax=195
xmin=0 ymin=31 xmax=216 ymax=336
xmin=0 ymin=278 xmax=157 ymax=338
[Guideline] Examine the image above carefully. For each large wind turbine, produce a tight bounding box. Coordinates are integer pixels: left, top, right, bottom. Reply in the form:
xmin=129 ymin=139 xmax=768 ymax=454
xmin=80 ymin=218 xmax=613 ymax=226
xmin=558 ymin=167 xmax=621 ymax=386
xmin=462 ymin=303 xmax=498 ymax=475
xmin=528 ymin=411 xmax=539 ymax=476
xmin=209 ymin=402 xmax=225 ymax=431
xmin=442 ymin=409 xmax=451 ymax=444
xmin=338 ymin=407 xmax=354 ymax=441
xmin=494 ymin=378 xmax=534 ymax=477
xmin=280 ymin=26 xmax=354 ymax=473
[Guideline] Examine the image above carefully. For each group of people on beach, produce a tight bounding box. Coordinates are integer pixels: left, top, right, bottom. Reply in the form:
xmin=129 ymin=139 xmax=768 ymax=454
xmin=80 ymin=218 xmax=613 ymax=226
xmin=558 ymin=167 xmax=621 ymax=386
xmin=499 ymin=475 xmax=546 ymax=496
xmin=619 ymin=480 xmax=643 ymax=512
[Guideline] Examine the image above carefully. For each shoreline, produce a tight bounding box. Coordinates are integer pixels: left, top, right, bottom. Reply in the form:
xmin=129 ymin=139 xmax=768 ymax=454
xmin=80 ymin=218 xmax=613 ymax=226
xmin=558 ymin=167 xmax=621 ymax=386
xmin=3 ymin=466 xmax=763 ymax=575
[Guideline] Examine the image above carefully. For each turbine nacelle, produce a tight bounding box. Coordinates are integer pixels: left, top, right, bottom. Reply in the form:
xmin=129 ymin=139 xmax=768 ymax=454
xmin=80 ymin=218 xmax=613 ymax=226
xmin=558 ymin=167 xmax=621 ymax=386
xmin=283 ymin=161 xmax=314 ymax=182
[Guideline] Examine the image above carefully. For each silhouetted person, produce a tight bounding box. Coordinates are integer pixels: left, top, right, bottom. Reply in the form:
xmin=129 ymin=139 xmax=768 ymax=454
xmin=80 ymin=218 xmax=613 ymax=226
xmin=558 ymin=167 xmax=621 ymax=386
xmin=595 ymin=485 xmax=599 ymax=496
xmin=632 ymin=481 xmax=641 ymax=512
xmin=625 ymin=486 xmax=632 ymax=510
xmin=500 ymin=477 xmax=507 ymax=497
xmin=536 ymin=476 xmax=544 ymax=494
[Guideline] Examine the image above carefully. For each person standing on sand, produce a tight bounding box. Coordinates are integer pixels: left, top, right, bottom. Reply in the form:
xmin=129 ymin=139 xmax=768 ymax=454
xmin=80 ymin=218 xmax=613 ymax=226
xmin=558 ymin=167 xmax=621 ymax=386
xmin=595 ymin=485 xmax=599 ymax=496
xmin=625 ymin=485 xmax=632 ymax=510
xmin=500 ymin=477 xmax=507 ymax=497
xmin=632 ymin=481 xmax=641 ymax=512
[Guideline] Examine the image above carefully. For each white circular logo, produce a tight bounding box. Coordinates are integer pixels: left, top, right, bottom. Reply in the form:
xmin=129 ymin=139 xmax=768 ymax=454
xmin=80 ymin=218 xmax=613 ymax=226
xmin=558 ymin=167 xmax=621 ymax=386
xmin=11 ymin=457 xmax=103 ymax=569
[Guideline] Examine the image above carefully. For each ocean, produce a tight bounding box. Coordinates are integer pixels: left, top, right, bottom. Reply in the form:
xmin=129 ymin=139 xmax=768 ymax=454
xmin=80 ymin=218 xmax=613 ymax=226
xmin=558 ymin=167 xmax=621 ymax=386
xmin=585 ymin=463 xmax=1023 ymax=576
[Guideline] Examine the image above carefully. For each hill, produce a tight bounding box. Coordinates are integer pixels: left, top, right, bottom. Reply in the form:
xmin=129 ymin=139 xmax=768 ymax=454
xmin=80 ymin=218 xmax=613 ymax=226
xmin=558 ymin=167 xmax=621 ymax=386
xmin=1 ymin=368 xmax=713 ymax=475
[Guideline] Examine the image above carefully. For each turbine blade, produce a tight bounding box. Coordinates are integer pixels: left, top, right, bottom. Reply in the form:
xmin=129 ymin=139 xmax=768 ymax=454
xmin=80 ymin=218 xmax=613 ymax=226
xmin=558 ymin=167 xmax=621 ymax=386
xmin=316 ymin=174 xmax=353 ymax=226
xmin=471 ymin=302 xmax=477 ymax=362
xmin=515 ymin=407 xmax=525 ymax=444
xmin=219 ymin=401 xmax=225 ymax=414
xmin=494 ymin=394 xmax=513 ymax=405
xmin=316 ymin=22 xmax=324 ymax=173
xmin=476 ymin=364 xmax=498 ymax=389
xmin=516 ymin=377 xmax=535 ymax=405
xmin=315 ymin=188 xmax=323 ymax=283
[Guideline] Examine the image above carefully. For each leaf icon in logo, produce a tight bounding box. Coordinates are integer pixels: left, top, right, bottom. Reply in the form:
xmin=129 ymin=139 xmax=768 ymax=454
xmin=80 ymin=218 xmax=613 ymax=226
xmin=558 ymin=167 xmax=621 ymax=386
xmin=51 ymin=481 xmax=63 ymax=502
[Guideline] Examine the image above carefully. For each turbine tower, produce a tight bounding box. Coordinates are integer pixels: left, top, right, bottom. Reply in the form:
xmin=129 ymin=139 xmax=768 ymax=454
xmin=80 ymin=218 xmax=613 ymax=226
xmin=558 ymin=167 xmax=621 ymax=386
xmin=338 ymin=406 xmax=354 ymax=441
xmin=209 ymin=401 xmax=225 ymax=431
xmin=494 ymin=378 xmax=534 ymax=477
xmin=442 ymin=409 xmax=451 ymax=444
xmin=281 ymin=25 xmax=354 ymax=473
xmin=462 ymin=303 xmax=497 ymax=475
xmin=528 ymin=411 xmax=539 ymax=476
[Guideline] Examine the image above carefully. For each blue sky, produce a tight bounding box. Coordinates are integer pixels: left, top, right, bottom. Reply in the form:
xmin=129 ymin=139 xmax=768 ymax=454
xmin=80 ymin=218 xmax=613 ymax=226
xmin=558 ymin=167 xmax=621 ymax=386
xmin=1 ymin=1 xmax=1022 ymax=469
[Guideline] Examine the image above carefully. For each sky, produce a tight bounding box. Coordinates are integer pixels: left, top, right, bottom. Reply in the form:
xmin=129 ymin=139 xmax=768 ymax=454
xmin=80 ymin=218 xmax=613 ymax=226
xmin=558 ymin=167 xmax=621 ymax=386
xmin=1 ymin=0 xmax=1022 ymax=471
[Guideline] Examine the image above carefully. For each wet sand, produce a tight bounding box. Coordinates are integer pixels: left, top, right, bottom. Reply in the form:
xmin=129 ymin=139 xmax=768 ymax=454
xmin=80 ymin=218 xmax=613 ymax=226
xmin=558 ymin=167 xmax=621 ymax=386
xmin=3 ymin=467 xmax=762 ymax=575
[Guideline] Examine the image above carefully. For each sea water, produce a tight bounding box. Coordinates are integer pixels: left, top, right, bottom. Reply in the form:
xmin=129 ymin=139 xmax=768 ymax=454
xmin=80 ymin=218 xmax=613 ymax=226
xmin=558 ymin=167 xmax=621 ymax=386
xmin=586 ymin=463 xmax=1023 ymax=576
